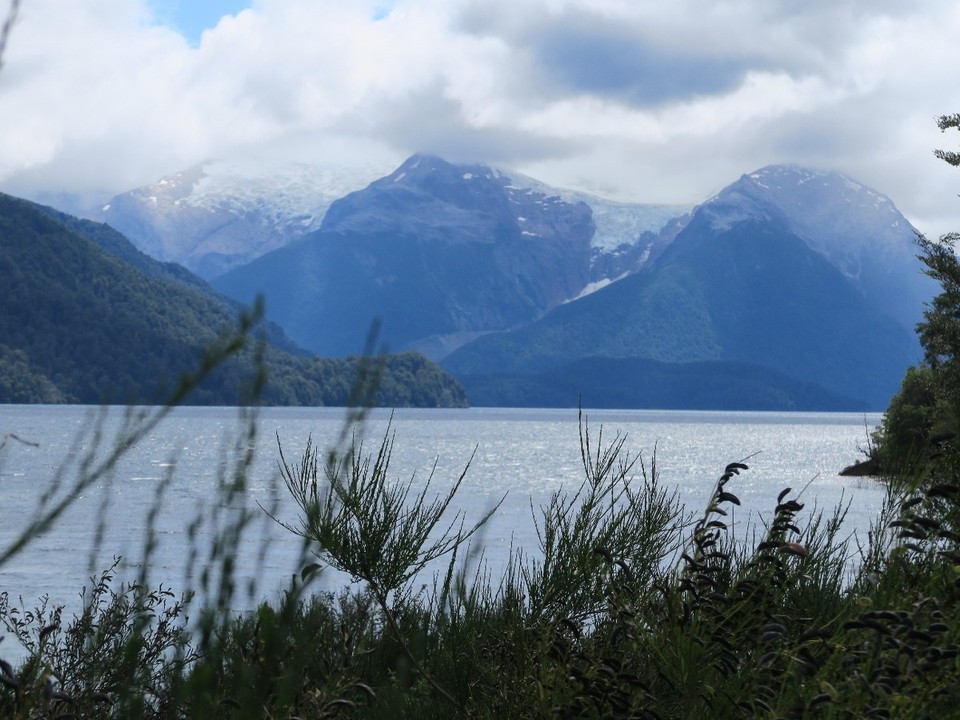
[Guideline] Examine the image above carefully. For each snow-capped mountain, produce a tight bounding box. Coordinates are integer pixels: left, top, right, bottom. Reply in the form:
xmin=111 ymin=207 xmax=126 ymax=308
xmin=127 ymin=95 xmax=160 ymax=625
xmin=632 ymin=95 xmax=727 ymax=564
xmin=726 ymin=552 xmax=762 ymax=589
xmin=503 ymin=170 xmax=688 ymax=253
xmin=100 ymin=155 xmax=688 ymax=281
xmin=214 ymin=153 xmax=654 ymax=358
xmin=699 ymin=165 xmax=934 ymax=331
xmin=444 ymin=164 xmax=932 ymax=410
xmin=98 ymin=157 xmax=396 ymax=278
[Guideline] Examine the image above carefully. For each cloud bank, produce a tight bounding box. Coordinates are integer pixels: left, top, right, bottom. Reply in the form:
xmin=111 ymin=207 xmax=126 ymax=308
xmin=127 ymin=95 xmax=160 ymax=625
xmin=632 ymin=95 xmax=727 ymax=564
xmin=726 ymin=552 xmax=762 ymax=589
xmin=1 ymin=0 xmax=959 ymax=238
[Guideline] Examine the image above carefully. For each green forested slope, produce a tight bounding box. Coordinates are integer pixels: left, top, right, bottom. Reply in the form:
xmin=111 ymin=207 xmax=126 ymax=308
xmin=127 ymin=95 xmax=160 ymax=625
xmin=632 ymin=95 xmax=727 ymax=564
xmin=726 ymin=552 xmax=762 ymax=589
xmin=0 ymin=193 xmax=466 ymax=406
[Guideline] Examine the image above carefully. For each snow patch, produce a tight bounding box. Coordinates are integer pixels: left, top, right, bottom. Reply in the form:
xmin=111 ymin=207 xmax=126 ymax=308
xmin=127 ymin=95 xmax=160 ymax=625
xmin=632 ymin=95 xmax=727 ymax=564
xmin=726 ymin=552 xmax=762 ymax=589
xmin=566 ymin=274 xmax=629 ymax=302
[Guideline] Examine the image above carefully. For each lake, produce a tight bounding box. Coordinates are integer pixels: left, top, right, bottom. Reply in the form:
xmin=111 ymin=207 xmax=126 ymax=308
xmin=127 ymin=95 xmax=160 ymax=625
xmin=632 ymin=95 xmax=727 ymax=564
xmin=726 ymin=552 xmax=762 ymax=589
xmin=0 ymin=405 xmax=889 ymax=630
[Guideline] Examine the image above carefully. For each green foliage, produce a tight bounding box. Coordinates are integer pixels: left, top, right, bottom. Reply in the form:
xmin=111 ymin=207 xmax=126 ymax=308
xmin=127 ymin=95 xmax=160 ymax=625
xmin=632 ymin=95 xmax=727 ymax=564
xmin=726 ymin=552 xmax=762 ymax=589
xmin=0 ymin=344 xmax=66 ymax=403
xmin=873 ymin=117 xmax=960 ymax=481
xmin=459 ymin=356 xmax=866 ymax=411
xmin=0 ymin=560 xmax=194 ymax=719
xmin=876 ymin=365 xmax=954 ymax=474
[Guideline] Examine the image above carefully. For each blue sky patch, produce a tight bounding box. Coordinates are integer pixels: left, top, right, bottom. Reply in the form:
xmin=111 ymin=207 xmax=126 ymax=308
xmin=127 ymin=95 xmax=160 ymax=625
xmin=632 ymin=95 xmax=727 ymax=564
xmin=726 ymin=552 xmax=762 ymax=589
xmin=149 ymin=0 xmax=252 ymax=45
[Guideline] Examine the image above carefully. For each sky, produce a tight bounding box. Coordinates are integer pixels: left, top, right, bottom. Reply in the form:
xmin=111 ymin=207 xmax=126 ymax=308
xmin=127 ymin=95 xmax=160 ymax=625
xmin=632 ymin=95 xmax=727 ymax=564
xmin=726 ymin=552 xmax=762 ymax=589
xmin=1 ymin=0 xmax=959 ymax=239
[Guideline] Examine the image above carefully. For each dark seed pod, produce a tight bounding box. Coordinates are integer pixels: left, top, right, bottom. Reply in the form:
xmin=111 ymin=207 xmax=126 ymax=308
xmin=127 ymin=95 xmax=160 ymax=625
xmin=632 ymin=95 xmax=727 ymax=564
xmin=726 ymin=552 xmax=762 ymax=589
xmin=753 ymin=698 xmax=772 ymax=714
xmin=926 ymin=483 xmax=960 ymax=498
xmin=718 ymin=491 xmax=741 ymax=506
xmin=861 ymin=619 xmax=889 ymax=634
xmin=594 ymin=546 xmax=614 ymax=563
xmin=799 ymin=628 xmax=833 ymax=642
xmin=761 ymin=623 xmax=787 ymax=635
xmin=601 ymin=657 xmax=622 ymax=673
xmin=300 ymin=563 xmax=322 ymax=582
xmin=777 ymin=500 xmax=805 ymax=513
xmin=912 ymin=516 xmax=942 ymax=530
xmin=758 ymin=651 xmax=779 ymax=666
xmin=780 ymin=542 xmax=808 ymax=557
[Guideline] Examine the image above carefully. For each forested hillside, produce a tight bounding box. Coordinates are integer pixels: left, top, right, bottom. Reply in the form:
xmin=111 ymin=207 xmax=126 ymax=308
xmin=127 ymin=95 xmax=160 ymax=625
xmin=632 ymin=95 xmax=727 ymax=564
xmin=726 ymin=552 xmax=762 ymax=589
xmin=0 ymin=193 xmax=467 ymax=407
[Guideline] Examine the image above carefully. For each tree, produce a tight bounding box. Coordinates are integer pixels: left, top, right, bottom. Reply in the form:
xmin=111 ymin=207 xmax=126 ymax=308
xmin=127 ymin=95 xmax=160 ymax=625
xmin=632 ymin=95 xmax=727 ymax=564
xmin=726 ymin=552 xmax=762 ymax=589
xmin=935 ymin=113 xmax=960 ymax=167
xmin=875 ymin=115 xmax=960 ymax=476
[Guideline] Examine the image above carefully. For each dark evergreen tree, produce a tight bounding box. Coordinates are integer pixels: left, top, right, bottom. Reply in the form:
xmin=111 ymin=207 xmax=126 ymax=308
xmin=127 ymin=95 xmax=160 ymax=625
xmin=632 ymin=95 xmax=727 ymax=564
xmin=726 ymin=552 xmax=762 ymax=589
xmin=876 ymin=114 xmax=960 ymax=475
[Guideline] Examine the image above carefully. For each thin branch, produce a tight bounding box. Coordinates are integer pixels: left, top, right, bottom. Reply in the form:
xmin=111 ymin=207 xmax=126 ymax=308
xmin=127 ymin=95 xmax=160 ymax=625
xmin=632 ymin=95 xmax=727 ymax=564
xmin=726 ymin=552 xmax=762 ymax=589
xmin=0 ymin=0 xmax=21 ymax=71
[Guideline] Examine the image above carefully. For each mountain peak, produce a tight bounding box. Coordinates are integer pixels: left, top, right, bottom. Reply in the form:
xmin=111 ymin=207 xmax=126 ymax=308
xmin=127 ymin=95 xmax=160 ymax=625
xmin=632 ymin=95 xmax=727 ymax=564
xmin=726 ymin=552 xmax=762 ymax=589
xmin=99 ymin=157 xmax=395 ymax=278
xmin=708 ymin=164 xmax=904 ymax=237
xmin=689 ymin=163 xmax=933 ymax=334
xmin=319 ymin=154 xmax=592 ymax=246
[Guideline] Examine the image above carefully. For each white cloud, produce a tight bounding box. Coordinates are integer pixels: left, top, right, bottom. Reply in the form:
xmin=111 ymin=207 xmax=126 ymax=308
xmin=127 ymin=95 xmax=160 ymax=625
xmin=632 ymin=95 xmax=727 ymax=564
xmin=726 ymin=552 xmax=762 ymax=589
xmin=0 ymin=0 xmax=958 ymax=239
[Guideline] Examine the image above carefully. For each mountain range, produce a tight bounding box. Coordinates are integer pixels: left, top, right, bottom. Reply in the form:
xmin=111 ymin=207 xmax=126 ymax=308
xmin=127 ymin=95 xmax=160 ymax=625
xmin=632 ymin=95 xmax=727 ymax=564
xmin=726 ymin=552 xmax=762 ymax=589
xmin=442 ymin=165 xmax=932 ymax=409
xmin=5 ymin=155 xmax=935 ymax=411
xmin=98 ymin=157 xmax=395 ymax=278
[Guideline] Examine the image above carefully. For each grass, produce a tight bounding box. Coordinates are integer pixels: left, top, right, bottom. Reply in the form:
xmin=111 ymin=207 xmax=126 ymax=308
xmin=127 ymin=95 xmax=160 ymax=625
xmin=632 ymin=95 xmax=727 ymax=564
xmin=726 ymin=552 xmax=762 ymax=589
xmin=2 ymin=318 xmax=960 ymax=718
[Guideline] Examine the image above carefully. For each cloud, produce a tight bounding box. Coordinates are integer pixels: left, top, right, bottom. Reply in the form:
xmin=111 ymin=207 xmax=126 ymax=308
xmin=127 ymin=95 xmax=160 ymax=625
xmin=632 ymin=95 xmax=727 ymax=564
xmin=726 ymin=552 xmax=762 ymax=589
xmin=0 ymin=0 xmax=958 ymax=240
